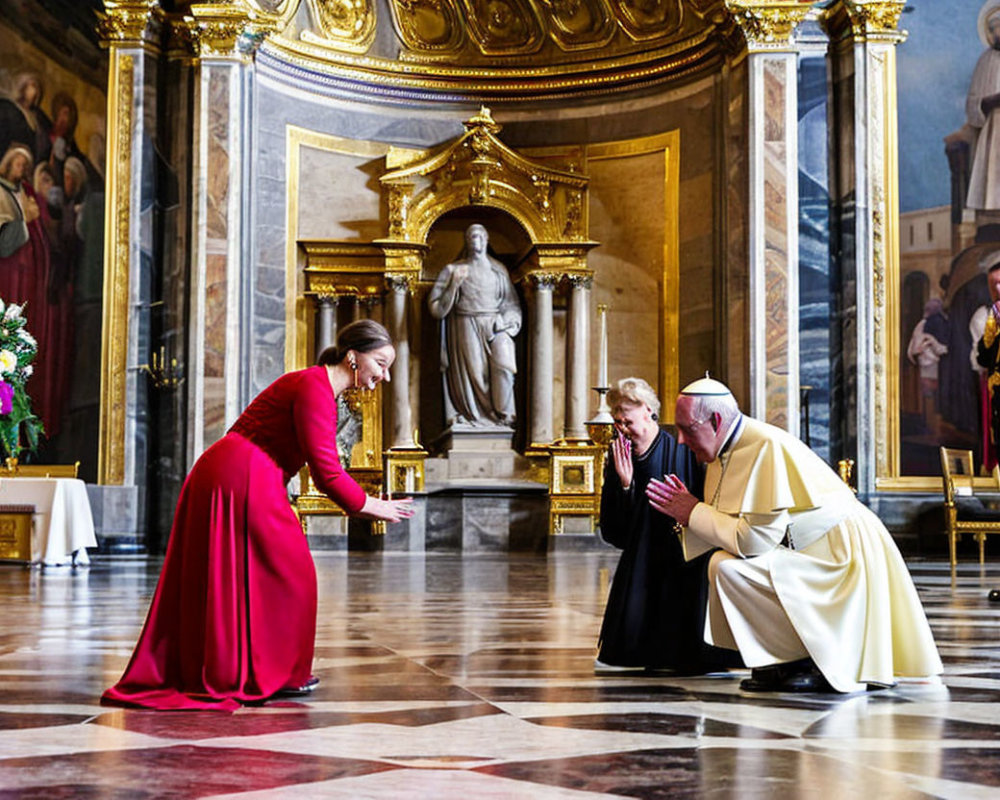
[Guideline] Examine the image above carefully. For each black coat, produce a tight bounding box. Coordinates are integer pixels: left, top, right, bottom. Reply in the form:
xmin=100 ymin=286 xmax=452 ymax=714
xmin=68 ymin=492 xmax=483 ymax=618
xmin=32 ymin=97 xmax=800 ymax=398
xmin=597 ymin=428 xmax=740 ymax=672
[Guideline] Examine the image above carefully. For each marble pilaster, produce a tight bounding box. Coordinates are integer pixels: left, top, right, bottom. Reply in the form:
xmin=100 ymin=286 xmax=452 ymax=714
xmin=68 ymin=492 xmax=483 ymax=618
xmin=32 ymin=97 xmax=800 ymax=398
xmin=94 ymin=1 xmax=164 ymax=548
xmin=824 ymin=0 xmax=906 ymax=494
xmin=182 ymin=5 xmax=272 ymax=461
xmin=732 ymin=2 xmax=812 ymax=432
xmin=564 ymin=275 xmax=592 ymax=440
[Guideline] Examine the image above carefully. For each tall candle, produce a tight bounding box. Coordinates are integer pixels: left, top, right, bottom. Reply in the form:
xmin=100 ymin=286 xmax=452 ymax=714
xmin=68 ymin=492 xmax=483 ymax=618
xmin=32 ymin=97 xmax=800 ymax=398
xmin=597 ymin=303 xmax=609 ymax=389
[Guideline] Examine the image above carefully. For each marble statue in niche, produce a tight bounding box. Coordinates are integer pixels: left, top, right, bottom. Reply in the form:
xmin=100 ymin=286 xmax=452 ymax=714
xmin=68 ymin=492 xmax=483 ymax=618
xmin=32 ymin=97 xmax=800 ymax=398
xmin=428 ymin=223 xmax=521 ymax=428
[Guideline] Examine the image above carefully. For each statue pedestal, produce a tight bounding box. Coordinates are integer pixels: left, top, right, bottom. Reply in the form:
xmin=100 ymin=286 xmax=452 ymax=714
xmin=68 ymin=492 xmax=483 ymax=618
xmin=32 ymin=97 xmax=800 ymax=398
xmin=433 ymin=425 xmax=529 ymax=480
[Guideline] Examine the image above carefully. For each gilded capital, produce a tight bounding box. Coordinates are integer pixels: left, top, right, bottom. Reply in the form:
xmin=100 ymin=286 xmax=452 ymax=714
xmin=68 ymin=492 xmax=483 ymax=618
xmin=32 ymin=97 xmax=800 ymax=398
xmin=185 ymin=1 xmax=280 ymax=59
xmin=824 ymin=0 xmax=907 ymax=42
xmin=527 ymin=272 xmax=561 ymax=290
xmin=98 ymin=0 xmax=164 ymax=48
xmin=386 ymin=273 xmax=415 ymax=293
xmin=725 ymin=1 xmax=813 ymax=47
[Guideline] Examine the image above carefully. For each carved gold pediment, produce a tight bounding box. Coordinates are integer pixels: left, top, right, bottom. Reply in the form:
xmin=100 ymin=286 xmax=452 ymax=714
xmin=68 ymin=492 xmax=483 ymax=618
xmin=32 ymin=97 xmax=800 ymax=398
xmin=380 ymin=107 xmax=589 ymax=244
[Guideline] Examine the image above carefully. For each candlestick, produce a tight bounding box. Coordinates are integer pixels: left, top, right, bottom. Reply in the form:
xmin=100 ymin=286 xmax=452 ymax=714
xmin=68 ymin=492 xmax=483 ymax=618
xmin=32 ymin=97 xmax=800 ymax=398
xmin=597 ymin=303 xmax=608 ymax=390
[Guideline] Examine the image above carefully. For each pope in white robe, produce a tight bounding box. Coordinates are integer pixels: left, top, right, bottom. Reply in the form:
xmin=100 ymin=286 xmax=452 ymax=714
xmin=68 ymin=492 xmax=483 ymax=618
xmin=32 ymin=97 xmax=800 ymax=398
xmin=646 ymin=377 xmax=943 ymax=693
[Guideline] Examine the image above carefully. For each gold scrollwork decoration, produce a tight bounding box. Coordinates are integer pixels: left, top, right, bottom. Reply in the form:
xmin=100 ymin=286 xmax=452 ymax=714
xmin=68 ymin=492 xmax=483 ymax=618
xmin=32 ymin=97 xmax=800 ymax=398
xmin=611 ymin=0 xmax=684 ymax=42
xmin=303 ymin=0 xmax=377 ymax=54
xmin=725 ymin=1 xmax=812 ymax=46
xmin=459 ymin=0 xmax=546 ymax=54
xmin=540 ymin=0 xmax=617 ymax=51
xmin=388 ymin=0 xmax=466 ymax=54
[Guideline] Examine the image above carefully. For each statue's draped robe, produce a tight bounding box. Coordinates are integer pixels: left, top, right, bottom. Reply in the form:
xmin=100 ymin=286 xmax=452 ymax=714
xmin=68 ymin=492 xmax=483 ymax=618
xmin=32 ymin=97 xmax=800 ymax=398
xmin=428 ymin=257 xmax=521 ymax=426
xmin=967 ymin=46 xmax=1000 ymax=209
xmin=682 ymin=416 xmax=942 ymax=692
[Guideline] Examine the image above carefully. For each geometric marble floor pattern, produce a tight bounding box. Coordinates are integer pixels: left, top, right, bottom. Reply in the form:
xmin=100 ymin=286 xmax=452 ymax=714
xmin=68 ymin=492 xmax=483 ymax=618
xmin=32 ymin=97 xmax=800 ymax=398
xmin=1 ymin=553 xmax=999 ymax=799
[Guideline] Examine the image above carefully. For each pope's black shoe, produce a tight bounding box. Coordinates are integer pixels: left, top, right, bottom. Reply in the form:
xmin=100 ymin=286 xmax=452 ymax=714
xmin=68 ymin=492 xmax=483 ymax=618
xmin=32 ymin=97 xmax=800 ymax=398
xmin=739 ymin=658 xmax=816 ymax=692
xmin=739 ymin=664 xmax=785 ymax=692
xmin=780 ymin=665 xmax=835 ymax=693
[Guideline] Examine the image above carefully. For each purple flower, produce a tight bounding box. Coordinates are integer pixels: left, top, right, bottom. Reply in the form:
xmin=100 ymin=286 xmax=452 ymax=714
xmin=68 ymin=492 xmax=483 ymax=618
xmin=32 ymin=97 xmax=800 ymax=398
xmin=0 ymin=381 xmax=13 ymax=415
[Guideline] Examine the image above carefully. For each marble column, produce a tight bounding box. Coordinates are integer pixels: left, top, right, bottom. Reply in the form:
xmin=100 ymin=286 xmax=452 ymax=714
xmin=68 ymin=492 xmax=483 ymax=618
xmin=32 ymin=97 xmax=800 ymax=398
xmin=181 ymin=6 xmax=278 ymax=461
xmin=315 ymin=294 xmax=338 ymax=361
xmin=731 ymin=2 xmax=813 ymax=433
xmin=386 ymin=276 xmax=415 ymax=448
xmin=564 ymin=275 xmax=592 ymax=440
xmin=824 ymin=1 xmax=906 ymax=494
xmin=528 ymin=273 xmax=558 ymax=447
xmin=94 ymin=1 xmax=163 ymax=547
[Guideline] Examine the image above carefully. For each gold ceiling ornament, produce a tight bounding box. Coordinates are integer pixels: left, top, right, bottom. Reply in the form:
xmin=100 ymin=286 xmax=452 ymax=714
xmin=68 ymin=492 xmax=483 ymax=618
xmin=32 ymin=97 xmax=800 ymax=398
xmin=388 ymin=0 xmax=466 ymax=55
xmin=540 ymin=0 xmax=617 ymax=51
xmin=458 ymin=0 xmax=546 ymax=54
xmin=301 ymin=0 xmax=377 ymax=54
xmin=380 ymin=107 xmax=590 ymax=244
xmin=611 ymin=0 xmax=684 ymax=42
xmin=724 ymin=0 xmax=813 ymax=46
xmin=97 ymin=0 xmax=164 ymax=48
xmin=185 ymin=1 xmax=283 ymax=58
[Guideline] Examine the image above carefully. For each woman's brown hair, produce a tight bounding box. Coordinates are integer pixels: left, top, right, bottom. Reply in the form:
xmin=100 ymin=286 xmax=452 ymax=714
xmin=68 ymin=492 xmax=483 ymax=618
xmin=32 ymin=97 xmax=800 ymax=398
xmin=316 ymin=319 xmax=393 ymax=366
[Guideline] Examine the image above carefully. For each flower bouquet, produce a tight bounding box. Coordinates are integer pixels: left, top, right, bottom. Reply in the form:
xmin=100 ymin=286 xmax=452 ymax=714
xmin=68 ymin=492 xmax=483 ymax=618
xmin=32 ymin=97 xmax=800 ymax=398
xmin=0 ymin=300 xmax=43 ymax=461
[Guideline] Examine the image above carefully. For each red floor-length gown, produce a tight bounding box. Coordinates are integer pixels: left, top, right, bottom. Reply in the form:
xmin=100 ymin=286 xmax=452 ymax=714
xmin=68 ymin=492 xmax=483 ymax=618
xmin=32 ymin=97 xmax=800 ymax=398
xmin=102 ymin=366 xmax=366 ymax=710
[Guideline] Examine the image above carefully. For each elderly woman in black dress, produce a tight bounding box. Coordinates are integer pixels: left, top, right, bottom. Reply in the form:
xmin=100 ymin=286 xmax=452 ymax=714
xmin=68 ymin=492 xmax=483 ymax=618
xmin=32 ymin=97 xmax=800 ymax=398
xmin=596 ymin=377 xmax=739 ymax=674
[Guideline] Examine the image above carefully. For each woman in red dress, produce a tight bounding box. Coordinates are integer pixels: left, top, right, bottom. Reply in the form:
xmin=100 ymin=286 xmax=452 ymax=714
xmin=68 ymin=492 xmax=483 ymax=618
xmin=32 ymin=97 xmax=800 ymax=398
xmin=102 ymin=320 xmax=413 ymax=710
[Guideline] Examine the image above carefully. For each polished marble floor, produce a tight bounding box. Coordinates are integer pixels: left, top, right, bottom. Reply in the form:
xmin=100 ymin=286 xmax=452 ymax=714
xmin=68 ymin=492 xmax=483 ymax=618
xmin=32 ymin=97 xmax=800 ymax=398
xmin=0 ymin=552 xmax=999 ymax=798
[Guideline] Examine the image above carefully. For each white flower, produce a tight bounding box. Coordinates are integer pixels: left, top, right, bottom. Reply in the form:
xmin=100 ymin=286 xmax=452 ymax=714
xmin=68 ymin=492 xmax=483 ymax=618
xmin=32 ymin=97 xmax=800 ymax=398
xmin=3 ymin=304 xmax=22 ymax=322
xmin=17 ymin=329 xmax=35 ymax=348
xmin=22 ymin=365 xmax=32 ymax=377
xmin=0 ymin=351 xmax=16 ymax=374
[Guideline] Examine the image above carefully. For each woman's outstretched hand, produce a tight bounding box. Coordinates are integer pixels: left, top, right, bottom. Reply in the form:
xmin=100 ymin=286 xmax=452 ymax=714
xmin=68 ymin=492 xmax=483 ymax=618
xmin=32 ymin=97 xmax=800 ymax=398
xmin=357 ymin=494 xmax=415 ymax=523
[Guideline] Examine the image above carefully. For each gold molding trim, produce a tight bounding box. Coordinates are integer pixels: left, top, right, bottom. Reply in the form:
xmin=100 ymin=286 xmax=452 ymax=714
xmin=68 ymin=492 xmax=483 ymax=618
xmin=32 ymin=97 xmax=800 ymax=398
xmin=585 ymin=130 xmax=680 ymax=423
xmin=264 ymin=28 xmax=720 ymax=99
xmin=99 ymin=52 xmax=135 ymax=485
xmin=876 ymin=44 xmax=903 ymax=486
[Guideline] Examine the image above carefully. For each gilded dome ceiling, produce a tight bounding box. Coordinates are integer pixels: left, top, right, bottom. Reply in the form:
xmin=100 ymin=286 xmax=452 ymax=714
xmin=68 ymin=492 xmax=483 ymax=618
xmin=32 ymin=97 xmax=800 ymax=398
xmin=195 ymin=0 xmax=748 ymax=101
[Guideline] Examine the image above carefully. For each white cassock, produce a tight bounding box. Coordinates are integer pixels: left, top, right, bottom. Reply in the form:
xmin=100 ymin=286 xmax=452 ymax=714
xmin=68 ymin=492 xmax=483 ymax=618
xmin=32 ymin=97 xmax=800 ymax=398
xmin=681 ymin=416 xmax=943 ymax=692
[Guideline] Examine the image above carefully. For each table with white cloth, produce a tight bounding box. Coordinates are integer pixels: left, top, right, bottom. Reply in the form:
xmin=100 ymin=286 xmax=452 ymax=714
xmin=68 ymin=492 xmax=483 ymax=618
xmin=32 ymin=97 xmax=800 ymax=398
xmin=0 ymin=478 xmax=97 ymax=565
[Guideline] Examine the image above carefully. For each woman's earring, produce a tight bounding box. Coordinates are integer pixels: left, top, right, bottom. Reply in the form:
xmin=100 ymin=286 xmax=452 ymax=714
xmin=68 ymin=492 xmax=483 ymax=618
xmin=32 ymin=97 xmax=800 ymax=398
xmin=349 ymin=357 xmax=360 ymax=389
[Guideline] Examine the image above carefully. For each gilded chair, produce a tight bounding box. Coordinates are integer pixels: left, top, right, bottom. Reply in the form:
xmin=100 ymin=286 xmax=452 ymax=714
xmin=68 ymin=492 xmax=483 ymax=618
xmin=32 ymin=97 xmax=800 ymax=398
xmin=940 ymin=447 xmax=1000 ymax=566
